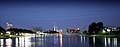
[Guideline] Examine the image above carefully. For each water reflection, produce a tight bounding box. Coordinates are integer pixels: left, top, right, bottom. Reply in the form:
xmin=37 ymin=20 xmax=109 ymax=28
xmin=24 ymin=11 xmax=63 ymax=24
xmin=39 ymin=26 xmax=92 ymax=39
xmin=104 ymin=37 xmax=118 ymax=47
xmin=88 ymin=36 xmax=119 ymax=47
xmin=59 ymin=34 xmax=63 ymax=47
xmin=0 ymin=35 xmax=120 ymax=47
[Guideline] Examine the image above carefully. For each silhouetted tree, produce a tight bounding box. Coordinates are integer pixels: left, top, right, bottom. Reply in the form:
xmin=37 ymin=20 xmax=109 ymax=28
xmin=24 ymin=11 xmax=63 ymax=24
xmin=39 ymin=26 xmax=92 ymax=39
xmin=7 ymin=28 xmax=35 ymax=35
xmin=97 ymin=22 xmax=103 ymax=32
xmin=88 ymin=25 xmax=93 ymax=34
xmin=91 ymin=22 xmax=97 ymax=33
xmin=117 ymin=27 xmax=120 ymax=31
xmin=83 ymin=30 xmax=87 ymax=34
xmin=0 ymin=26 xmax=6 ymax=34
xmin=88 ymin=22 xmax=104 ymax=34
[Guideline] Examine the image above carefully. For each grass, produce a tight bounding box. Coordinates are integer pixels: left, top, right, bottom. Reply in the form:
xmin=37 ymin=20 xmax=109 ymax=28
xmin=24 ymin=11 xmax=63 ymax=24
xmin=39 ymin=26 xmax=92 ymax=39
xmin=0 ymin=34 xmax=27 ymax=38
xmin=0 ymin=33 xmax=47 ymax=38
xmin=80 ymin=33 xmax=117 ymax=37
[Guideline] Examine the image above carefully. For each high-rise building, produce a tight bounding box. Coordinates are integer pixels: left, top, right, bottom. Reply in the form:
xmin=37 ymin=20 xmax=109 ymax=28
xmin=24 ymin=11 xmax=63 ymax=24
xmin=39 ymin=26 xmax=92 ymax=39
xmin=53 ymin=26 xmax=56 ymax=31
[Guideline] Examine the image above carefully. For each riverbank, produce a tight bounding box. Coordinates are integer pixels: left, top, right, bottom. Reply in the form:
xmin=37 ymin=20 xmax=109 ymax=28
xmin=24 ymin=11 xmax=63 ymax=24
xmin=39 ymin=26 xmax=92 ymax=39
xmin=79 ymin=34 xmax=120 ymax=37
xmin=0 ymin=34 xmax=24 ymax=38
xmin=0 ymin=33 xmax=61 ymax=38
xmin=1 ymin=33 xmax=120 ymax=38
xmin=0 ymin=33 xmax=37 ymax=38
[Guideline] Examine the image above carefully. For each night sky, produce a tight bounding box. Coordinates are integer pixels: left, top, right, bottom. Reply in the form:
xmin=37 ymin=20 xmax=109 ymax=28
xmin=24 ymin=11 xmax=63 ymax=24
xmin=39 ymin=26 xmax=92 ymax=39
xmin=0 ymin=0 xmax=120 ymax=31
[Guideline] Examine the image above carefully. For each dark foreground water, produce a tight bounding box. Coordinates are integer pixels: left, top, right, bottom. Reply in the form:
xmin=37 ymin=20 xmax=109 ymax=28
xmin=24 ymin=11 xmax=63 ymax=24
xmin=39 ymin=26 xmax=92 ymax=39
xmin=0 ymin=34 xmax=119 ymax=47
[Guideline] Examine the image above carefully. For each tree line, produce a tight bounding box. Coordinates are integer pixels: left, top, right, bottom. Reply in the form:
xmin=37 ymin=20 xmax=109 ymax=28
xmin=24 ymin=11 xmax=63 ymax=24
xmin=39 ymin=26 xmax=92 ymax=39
xmin=83 ymin=22 xmax=120 ymax=35
xmin=88 ymin=22 xmax=103 ymax=34
xmin=0 ymin=26 xmax=35 ymax=35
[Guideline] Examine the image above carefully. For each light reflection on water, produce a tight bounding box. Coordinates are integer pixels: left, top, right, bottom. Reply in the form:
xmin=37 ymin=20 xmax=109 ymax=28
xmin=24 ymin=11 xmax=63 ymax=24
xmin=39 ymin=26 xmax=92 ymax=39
xmin=0 ymin=34 xmax=120 ymax=47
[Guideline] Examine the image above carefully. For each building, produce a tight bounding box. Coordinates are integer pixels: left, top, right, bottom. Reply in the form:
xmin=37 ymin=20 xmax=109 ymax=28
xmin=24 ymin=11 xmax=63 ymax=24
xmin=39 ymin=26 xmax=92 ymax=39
xmin=102 ymin=27 xmax=119 ymax=33
xmin=6 ymin=22 xmax=13 ymax=34
xmin=102 ymin=27 xmax=111 ymax=33
xmin=6 ymin=22 xmax=13 ymax=29
xmin=67 ymin=28 xmax=80 ymax=33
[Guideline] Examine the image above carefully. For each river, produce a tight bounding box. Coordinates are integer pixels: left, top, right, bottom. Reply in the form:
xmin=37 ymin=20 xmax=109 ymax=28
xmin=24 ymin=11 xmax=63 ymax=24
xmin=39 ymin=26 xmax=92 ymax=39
xmin=0 ymin=34 xmax=119 ymax=47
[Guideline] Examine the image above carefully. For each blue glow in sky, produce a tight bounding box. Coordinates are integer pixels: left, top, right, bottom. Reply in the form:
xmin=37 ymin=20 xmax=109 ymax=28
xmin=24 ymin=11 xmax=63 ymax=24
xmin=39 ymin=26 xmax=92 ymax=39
xmin=0 ymin=0 xmax=120 ymax=31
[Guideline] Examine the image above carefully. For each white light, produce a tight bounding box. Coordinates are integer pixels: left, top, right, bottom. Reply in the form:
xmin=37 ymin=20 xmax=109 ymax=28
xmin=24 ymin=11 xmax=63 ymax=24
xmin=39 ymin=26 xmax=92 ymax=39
xmin=0 ymin=39 xmax=3 ymax=46
xmin=102 ymin=30 xmax=106 ymax=33
xmin=6 ymin=39 xmax=12 ymax=47
xmin=107 ymin=29 xmax=111 ymax=32
xmin=77 ymin=28 xmax=80 ymax=30
xmin=114 ymin=38 xmax=117 ymax=46
xmin=108 ymin=38 xmax=110 ymax=45
xmin=93 ymin=37 xmax=95 ymax=45
xmin=59 ymin=34 xmax=63 ymax=47
xmin=6 ymin=31 xmax=11 ymax=34
xmin=105 ymin=37 xmax=107 ymax=46
xmin=81 ymin=36 xmax=82 ymax=43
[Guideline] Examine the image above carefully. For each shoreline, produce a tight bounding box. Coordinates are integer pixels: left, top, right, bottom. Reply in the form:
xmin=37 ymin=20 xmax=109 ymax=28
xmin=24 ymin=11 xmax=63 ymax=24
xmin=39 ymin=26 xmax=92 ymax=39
xmin=79 ymin=34 xmax=120 ymax=37
xmin=0 ymin=33 xmax=120 ymax=38
xmin=0 ymin=33 xmax=60 ymax=38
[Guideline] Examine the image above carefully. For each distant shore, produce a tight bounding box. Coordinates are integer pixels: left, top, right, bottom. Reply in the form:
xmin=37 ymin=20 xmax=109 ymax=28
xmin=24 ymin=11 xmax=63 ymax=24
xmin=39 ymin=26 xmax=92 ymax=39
xmin=0 ymin=33 xmax=61 ymax=38
xmin=0 ymin=34 xmax=23 ymax=38
xmin=1 ymin=33 xmax=120 ymax=39
xmin=79 ymin=34 xmax=120 ymax=37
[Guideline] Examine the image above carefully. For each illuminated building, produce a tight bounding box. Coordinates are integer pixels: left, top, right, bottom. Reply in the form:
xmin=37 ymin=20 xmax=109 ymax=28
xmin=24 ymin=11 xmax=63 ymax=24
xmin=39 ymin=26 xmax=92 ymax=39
xmin=6 ymin=22 xmax=13 ymax=34
xmin=67 ymin=28 xmax=80 ymax=33
xmin=6 ymin=22 xmax=13 ymax=29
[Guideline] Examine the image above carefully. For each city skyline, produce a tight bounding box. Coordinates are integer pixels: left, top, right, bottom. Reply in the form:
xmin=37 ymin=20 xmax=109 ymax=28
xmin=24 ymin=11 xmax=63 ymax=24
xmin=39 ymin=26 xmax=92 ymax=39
xmin=0 ymin=0 xmax=120 ymax=31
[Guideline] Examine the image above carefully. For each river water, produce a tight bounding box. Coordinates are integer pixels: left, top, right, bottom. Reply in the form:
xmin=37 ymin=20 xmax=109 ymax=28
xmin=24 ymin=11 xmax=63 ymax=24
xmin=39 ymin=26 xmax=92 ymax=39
xmin=0 ymin=34 xmax=119 ymax=47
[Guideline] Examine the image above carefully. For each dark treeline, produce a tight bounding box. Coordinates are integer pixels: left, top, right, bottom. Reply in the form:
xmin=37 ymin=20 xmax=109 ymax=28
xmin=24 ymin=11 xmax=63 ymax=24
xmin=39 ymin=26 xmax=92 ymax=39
xmin=88 ymin=22 xmax=104 ymax=34
xmin=0 ymin=26 xmax=6 ymax=34
xmin=7 ymin=28 xmax=35 ymax=34
xmin=43 ymin=30 xmax=59 ymax=33
xmin=0 ymin=26 xmax=35 ymax=35
xmin=83 ymin=22 xmax=120 ymax=35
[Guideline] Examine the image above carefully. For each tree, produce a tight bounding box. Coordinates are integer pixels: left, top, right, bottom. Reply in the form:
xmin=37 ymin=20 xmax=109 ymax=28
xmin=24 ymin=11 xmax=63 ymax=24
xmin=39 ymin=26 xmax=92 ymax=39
xmin=91 ymin=22 xmax=97 ymax=33
xmin=7 ymin=28 xmax=35 ymax=35
xmin=97 ymin=22 xmax=103 ymax=33
xmin=83 ymin=30 xmax=87 ymax=34
xmin=0 ymin=26 xmax=6 ymax=34
xmin=88 ymin=22 xmax=104 ymax=34
xmin=88 ymin=25 xmax=93 ymax=34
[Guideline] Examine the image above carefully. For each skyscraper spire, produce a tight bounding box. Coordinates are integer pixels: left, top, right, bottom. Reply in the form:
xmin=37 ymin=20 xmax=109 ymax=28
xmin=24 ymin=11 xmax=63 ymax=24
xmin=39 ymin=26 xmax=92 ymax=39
xmin=53 ymin=22 xmax=56 ymax=31
xmin=53 ymin=26 xmax=56 ymax=31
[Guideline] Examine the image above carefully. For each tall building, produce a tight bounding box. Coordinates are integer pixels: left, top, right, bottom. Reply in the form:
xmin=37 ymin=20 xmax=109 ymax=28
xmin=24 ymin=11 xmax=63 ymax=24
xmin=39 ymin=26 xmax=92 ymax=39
xmin=53 ymin=26 xmax=56 ymax=31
